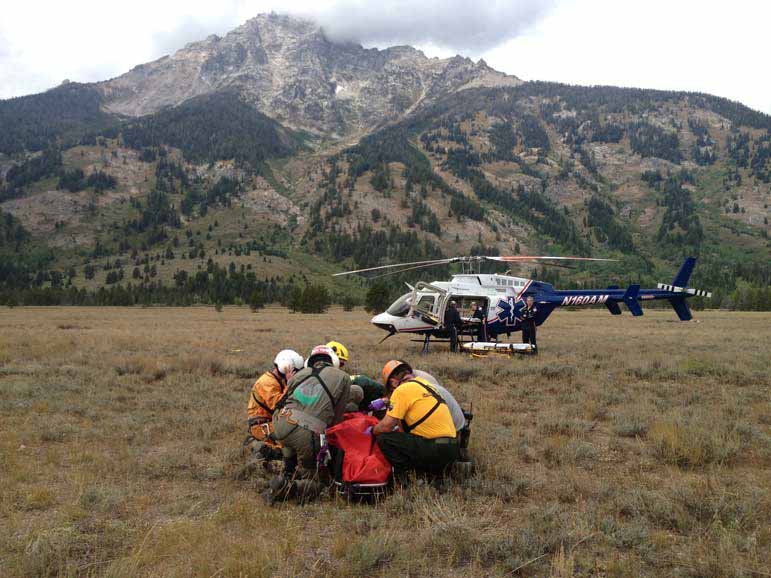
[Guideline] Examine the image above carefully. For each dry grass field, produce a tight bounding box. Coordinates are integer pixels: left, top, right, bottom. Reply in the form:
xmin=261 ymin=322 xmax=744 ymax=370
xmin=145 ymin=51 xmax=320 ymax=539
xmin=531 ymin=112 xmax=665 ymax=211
xmin=1 ymin=306 xmax=769 ymax=577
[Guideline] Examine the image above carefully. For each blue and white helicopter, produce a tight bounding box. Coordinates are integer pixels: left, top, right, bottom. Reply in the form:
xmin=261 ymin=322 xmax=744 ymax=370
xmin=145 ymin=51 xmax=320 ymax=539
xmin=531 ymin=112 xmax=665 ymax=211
xmin=334 ymin=255 xmax=711 ymax=353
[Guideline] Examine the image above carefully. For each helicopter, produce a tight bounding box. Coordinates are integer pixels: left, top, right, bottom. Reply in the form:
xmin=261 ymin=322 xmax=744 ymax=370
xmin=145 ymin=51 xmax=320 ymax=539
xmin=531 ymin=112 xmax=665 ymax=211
xmin=333 ymin=255 xmax=711 ymax=353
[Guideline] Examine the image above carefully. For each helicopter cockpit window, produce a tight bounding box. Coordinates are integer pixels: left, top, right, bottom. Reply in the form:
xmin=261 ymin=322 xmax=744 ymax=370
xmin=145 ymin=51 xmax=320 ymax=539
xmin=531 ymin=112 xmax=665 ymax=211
xmin=416 ymin=295 xmax=436 ymax=313
xmin=386 ymin=293 xmax=413 ymax=317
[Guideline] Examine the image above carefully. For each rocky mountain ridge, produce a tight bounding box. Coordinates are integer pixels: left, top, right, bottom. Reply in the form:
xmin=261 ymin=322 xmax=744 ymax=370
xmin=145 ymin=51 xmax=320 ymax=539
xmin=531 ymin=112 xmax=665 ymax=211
xmin=98 ymin=13 xmax=521 ymax=138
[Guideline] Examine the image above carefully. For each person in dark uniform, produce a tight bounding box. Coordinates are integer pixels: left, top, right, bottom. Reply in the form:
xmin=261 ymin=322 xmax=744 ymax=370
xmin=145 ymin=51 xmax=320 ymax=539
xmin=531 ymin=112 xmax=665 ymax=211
xmin=472 ymin=302 xmax=488 ymax=342
xmin=521 ymin=295 xmax=538 ymax=354
xmin=444 ymin=300 xmax=462 ymax=352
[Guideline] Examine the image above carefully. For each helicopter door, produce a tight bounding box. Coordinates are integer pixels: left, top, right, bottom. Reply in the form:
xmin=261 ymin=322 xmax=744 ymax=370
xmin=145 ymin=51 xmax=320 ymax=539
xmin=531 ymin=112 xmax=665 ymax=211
xmin=410 ymin=282 xmax=446 ymax=326
xmin=435 ymin=293 xmax=453 ymax=327
xmin=438 ymin=295 xmax=490 ymax=329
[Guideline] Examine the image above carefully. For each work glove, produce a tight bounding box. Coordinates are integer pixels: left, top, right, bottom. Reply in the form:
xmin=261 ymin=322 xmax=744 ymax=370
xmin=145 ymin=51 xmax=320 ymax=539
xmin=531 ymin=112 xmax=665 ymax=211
xmin=368 ymin=398 xmax=388 ymax=412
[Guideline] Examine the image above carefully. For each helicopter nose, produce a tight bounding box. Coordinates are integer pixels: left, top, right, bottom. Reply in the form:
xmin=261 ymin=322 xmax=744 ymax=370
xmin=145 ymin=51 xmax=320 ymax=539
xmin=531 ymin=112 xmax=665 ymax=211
xmin=371 ymin=313 xmax=396 ymax=333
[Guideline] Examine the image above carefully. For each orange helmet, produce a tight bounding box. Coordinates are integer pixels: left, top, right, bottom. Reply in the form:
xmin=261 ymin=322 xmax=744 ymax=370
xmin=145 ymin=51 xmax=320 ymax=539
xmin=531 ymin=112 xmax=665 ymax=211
xmin=381 ymin=359 xmax=412 ymax=385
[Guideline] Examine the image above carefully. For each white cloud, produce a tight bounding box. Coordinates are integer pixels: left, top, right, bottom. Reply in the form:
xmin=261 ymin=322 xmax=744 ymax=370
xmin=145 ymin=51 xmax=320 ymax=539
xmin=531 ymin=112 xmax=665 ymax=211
xmin=303 ymin=0 xmax=556 ymax=54
xmin=485 ymin=0 xmax=771 ymax=113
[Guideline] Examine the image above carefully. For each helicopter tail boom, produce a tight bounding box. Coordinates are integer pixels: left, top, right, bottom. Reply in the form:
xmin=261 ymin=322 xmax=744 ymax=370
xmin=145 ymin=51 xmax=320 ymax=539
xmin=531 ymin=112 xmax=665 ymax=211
xmin=546 ymin=257 xmax=709 ymax=321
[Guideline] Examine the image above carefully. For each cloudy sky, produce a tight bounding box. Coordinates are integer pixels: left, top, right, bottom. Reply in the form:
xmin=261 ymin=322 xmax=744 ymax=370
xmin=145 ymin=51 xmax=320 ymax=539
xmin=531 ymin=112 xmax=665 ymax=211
xmin=0 ymin=0 xmax=768 ymax=113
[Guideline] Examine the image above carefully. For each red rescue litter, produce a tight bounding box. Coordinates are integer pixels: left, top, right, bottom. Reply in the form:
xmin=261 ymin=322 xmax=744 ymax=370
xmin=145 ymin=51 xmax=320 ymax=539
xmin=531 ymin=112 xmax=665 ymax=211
xmin=325 ymin=414 xmax=392 ymax=484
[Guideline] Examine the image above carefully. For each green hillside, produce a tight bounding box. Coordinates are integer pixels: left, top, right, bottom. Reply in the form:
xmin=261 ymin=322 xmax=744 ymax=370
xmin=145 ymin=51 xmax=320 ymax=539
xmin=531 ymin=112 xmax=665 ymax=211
xmin=0 ymin=84 xmax=769 ymax=309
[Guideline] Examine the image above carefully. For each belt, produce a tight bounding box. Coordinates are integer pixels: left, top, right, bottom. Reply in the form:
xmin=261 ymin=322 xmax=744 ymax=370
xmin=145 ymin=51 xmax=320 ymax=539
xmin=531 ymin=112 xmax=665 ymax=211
xmin=431 ymin=437 xmax=457 ymax=445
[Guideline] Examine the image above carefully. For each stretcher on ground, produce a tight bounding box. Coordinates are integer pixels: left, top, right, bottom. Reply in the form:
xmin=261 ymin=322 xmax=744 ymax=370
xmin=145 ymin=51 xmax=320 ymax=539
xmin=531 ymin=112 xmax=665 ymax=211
xmin=325 ymin=414 xmax=392 ymax=502
xmin=461 ymin=341 xmax=535 ymax=356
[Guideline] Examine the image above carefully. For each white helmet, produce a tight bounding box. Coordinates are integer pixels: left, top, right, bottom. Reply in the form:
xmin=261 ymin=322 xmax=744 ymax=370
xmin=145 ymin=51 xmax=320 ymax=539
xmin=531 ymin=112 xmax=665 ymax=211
xmin=273 ymin=349 xmax=304 ymax=376
xmin=305 ymin=345 xmax=340 ymax=369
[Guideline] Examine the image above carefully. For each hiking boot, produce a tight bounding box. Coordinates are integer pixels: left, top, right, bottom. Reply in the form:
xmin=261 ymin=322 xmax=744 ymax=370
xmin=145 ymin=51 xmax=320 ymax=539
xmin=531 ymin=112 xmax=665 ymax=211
xmin=450 ymin=460 xmax=475 ymax=481
xmin=263 ymin=475 xmax=296 ymax=506
xmin=257 ymin=443 xmax=283 ymax=461
xmin=262 ymin=489 xmax=277 ymax=506
xmin=294 ymin=479 xmax=322 ymax=504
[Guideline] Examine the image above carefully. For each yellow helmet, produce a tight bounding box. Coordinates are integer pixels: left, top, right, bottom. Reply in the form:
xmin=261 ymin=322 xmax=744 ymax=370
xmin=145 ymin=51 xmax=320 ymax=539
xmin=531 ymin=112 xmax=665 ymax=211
xmin=326 ymin=341 xmax=349 ymax=365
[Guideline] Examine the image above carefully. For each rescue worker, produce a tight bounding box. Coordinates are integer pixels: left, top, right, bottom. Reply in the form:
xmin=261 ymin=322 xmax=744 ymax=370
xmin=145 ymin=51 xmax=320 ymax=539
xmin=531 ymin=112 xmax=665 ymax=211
xmin=414 ymin=369 xmax=465 ymax=435
xmin=328 ymin=339 xmax=386 ymax=409
xmin=472 ymin=302 xmax=488 ymax=342
xmin=415 ymin=368 xmax=474 ymax=473
xmin=267 ymin=345 xmax=351 ymax=503
xmin=444 ymin=300 xmax=462 ymax=352
xmin=521 ymin=294 xmax=538 ymax=353
xmin=344 ymin=384 xmax=365 ymax=413
xmin=246 ymin=349 xmax=304 ymax=458
xmin=326 ymin=341 xmax=349 ymax=370
xmin=370 ymin=366 xmax=464 ymax=432
xmin=371 ymin=360 xmax=457 ymax=480
xmin=368 ymin=364 xmax=470 ymax=460
xmin=351 ymin=373 xmax=385 ymax=410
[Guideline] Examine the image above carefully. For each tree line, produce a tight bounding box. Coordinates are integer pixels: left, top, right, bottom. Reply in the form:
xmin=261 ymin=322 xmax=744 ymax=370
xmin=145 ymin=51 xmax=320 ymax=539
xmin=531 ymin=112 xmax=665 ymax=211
xmin=0 ymin=209 xmax=29 ymax=251
xmin=0 ymin=83 xmax=115 ymax=155
xmin=1 ymin=148 xmax=62 ymax=201
xmin=120 ymin=92 xmax=299 ymax=173
xmin=586 ymin=196 xmax=635 ymax=253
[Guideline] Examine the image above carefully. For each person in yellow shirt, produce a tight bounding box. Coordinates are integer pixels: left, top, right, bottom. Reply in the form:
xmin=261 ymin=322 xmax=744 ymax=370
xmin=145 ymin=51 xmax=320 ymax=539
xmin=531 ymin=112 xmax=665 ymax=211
xmin=247 ymin=349 xmax=304 ymax=451
xmin=371 ymin=360 xmax=457 ymax=479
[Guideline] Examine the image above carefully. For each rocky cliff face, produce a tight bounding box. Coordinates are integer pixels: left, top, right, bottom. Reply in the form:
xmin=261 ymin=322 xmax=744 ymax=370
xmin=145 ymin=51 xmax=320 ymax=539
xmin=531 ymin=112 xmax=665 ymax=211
xmin=98 ymin=13 xmax=521 ymax=138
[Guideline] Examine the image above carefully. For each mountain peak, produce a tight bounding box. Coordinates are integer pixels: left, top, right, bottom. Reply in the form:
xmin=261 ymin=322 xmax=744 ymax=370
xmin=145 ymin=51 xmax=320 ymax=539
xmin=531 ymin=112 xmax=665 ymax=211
xmin=238 ymin=11 xmax=320 ymax=37
xmin=98 ymin=12 xmax=521 ymax=137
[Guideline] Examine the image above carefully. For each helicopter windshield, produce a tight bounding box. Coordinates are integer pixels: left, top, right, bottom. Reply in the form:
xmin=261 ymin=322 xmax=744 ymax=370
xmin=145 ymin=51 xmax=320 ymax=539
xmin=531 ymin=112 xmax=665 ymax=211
xmin=386 ymin=292 xmax=413 ymax=317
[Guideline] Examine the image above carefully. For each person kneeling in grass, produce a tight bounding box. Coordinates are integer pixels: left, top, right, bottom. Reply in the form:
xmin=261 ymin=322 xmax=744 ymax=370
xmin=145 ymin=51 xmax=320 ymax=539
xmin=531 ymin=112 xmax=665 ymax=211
xmin=370 ymin=360 xmax=457 ymax=481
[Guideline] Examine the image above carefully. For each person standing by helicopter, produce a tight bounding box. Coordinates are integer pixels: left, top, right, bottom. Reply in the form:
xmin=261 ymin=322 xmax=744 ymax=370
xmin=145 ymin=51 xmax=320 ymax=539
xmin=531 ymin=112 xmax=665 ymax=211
xmin=521 ymin=294 xmax=538 ymax=354
xmin=471 ymin=301 xmax=488 ymax=342
xmin=444 ymin=300 xmax=462 ymax=352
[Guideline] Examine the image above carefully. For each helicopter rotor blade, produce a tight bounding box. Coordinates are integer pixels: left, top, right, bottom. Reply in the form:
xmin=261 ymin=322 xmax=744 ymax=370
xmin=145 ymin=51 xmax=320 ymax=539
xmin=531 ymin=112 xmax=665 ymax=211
xmin=333 ymin=255 xmax=614 ymax=278
xmin=367 ymin=261 xmax=456 ymax=279
xmin=485 ymin=256 xmax=617 ymax=263
xmin=332 ymin=257 xmax=457 ymax=277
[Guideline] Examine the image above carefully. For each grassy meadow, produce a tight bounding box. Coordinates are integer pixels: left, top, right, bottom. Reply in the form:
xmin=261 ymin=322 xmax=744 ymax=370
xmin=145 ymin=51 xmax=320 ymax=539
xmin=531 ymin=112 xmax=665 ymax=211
xmin=0 ymin=306 xmax=769 ymax=577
